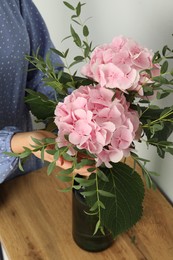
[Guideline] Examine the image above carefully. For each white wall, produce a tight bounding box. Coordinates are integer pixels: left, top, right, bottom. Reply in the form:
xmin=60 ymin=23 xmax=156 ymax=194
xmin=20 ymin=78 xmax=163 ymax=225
xmin=33 ymin=0 xmax=173 ymax=203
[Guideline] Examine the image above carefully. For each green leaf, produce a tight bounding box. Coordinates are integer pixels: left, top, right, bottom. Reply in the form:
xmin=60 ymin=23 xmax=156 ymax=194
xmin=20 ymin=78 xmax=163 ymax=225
xmin=18 ymin=159 xmax=24 ymax=172
xmin=71 ymin=17 xmax=80 ymax=25
xmin=58 ymin=167 xmax=74 ymax=175
xmin=165 ymin=56 xmax=173 ymax=59
xmin=44 ymin=138 xmax=56 ymax=145
xmin=63 ymin=1 xmax=75 ymax=10
xmin=143 ymin=170 xmax=155 ymax=189
xmin=4 ymin=151 xmax=19 ymax=157
xmin=31 ymin=137 xmax=42 ymax=146
xmin=59 ymin=146 xmax=68 ymax=154
xmin=74 ymin=55 xmax=84 ymax=61
xmin=152 ymin=76 xmax=169 ymax=84
xmin=50 ymin=48 xmax=66 ymax=58
xmin=47 ymin=161 xmax=56 ymax=175
xmin=83 ymin=25 xmax=89 ymax=37
xmin=53 ymin=150 xmax=60 ymax=161
xmin=143 ymin=85 xmax=154 ymax=95
xmin=19 ymin=147 xmax=32 ymax=159
xmin=43 ymin=77 xmax=66 ymax=95
xmin=81 ymin=190 xmax=96 ymax=197
xmin=130 ymin=154 xmax=150 ymax=163
xmin=73 ymin=184 xmax=82 ymax=190
xmin=152 ymin=51 xmax=161 ymax=63
xmin=157 ymin=146 xmax=165 ymax=158
xmin=74 ymin=177 xmax=95 ymax=187
xmin=93 ymin=219 xmax=101 ymax=235
xmin=149 ymin=171 xmax=160 ymax=177
xmin=84 ymin=210 xmax=98 ymax=216
xmin=89 ymin=201 xmax=99 ymax=212
xmin=64 ymin=48 xmax=69 ymax=58
xmin=157 ymin=91 xmax=170 ymax=99
xmin=97 ymin=169 xmax=109 ymax=182
xmin=160 ymin=107 xmax=172 ymax=117
xmin=164 ymin=147 xmax=173 ymax=155
xmin=76 ymin=2 xmax=81 ymax=16
xmin=85 ymin=162 xmax=145 ymax=238
xmin=41 ymin=147 xmax=45 ymax=162
xmin=162 ymin=45 xmax=168 ymax=56
xmin=61 ymin=35 xmax=71 ymax=42
xmin=25 ymin=89 xmax=56 ymax=120
xmin=56 ymin=175 xmax=72 ymax=182
xmin=161 ymin=60 xmax=168 ymax=74
xmin=75 ymin=158 xmax=95 ymax=169
xmin=87 ymin=167 xmax=96 ymax=173
xmin=83 ymin=41 xmax=92 ymax=58
xmin=98 ymin=200 xmax=106 ymax=209
xmin=150 ymin=123 xmax=163 ymax=133
xmin=70 ymin=25 xmax=82 ymax=47
xmin=98 ymin=190 xmax=115 ymax=198
xmin=46 ymin=149 xmax=56 ymax=155
xmin=57 ymin=186 xmax=72 ymax=192
xmin=159 ymin=140 xmax=173 ymax=146
xmin=62 ymin=153 xmax=74 ymax=162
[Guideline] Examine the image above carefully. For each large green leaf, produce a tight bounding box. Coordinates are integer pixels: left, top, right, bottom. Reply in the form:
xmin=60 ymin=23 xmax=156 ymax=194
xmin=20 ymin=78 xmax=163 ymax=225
xmin=85 ymin=162 xmax=145 ymax=238
xmin=25 ymin=89 xmax=56 ymax=120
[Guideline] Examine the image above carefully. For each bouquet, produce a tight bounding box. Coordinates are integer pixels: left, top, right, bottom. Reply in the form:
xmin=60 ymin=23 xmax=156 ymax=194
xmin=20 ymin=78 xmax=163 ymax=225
xmin=10 ymin=2 xmax=173 ymax=238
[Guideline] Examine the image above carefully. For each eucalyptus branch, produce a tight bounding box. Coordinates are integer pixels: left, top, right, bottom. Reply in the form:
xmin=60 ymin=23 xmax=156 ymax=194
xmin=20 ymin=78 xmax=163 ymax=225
xmin=131 ymin=153 xmax=156 ymax=189
xmin=93 ymin=170 xmax=104 ymax=235
xmin=139 ymin=106 xmax=150 ymax=118
xmin=142 ymin=108 xmax=173 ymax=128
xmin=145 ymin=139 xmax=173 ymax=149
xmin=63 ymin=1 xmax=93 ymax=64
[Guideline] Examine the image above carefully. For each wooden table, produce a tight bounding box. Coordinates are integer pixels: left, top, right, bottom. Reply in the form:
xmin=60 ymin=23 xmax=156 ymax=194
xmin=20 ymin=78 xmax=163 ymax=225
xmin=0 ymin=161 xmax=173 ymax=260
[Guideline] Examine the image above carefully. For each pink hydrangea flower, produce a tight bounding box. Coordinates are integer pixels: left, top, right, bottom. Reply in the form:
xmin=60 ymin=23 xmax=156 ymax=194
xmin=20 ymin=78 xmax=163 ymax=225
xmin=81 ymin=35 xmax=159 ymax=96
xmin=54 ymin=84 xmax=140 ymax=168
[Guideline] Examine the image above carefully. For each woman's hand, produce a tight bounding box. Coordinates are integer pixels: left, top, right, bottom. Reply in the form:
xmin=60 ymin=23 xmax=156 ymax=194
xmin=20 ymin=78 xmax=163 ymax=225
xmin=11 ymin=130 xmax=92 ymax=176
xmin=11 ymin=130 xmax=56 ymax=160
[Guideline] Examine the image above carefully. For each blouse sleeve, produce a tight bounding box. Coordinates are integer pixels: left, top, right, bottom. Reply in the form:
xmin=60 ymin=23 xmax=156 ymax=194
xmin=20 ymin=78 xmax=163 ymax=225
xmin=20 ymin=0 xmax=63 ymax=98
xmin=0 ymin=127 xmax=21 ymax=183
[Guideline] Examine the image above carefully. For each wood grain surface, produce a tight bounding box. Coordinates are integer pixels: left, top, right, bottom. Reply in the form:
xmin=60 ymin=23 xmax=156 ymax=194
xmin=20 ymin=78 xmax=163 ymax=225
xmin=0 ymin=160 xmax=173 ymax=260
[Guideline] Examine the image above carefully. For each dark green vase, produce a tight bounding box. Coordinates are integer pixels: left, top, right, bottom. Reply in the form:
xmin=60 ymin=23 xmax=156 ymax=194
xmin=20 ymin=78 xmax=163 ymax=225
xmin=72 ymin=188 xmax=114 ymax=252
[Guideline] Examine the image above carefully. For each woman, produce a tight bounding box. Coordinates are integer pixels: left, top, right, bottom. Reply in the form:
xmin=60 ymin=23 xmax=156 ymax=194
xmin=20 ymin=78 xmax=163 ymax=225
xmin=0 ymin=0 xmax=88 ymax=184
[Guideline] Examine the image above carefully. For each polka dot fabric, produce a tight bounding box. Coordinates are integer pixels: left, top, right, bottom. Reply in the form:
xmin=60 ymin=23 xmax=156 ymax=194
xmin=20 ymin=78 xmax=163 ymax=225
xmin=0 ymin=0 xmax=62 ymax=183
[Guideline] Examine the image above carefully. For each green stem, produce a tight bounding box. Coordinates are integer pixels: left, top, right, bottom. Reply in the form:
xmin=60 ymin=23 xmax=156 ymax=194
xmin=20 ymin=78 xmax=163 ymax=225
xmin=77 ymin=16 xmax=90 ymax=62
xmin=95 ymin=170 xmax=101 ymax=221
xmin=131 ymin=154 xmax=154 ymax=189
xmin=144 ymin=139 xmax=173 ymax=148
xmin=142 ymin=109 xmax=173 ymax=128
